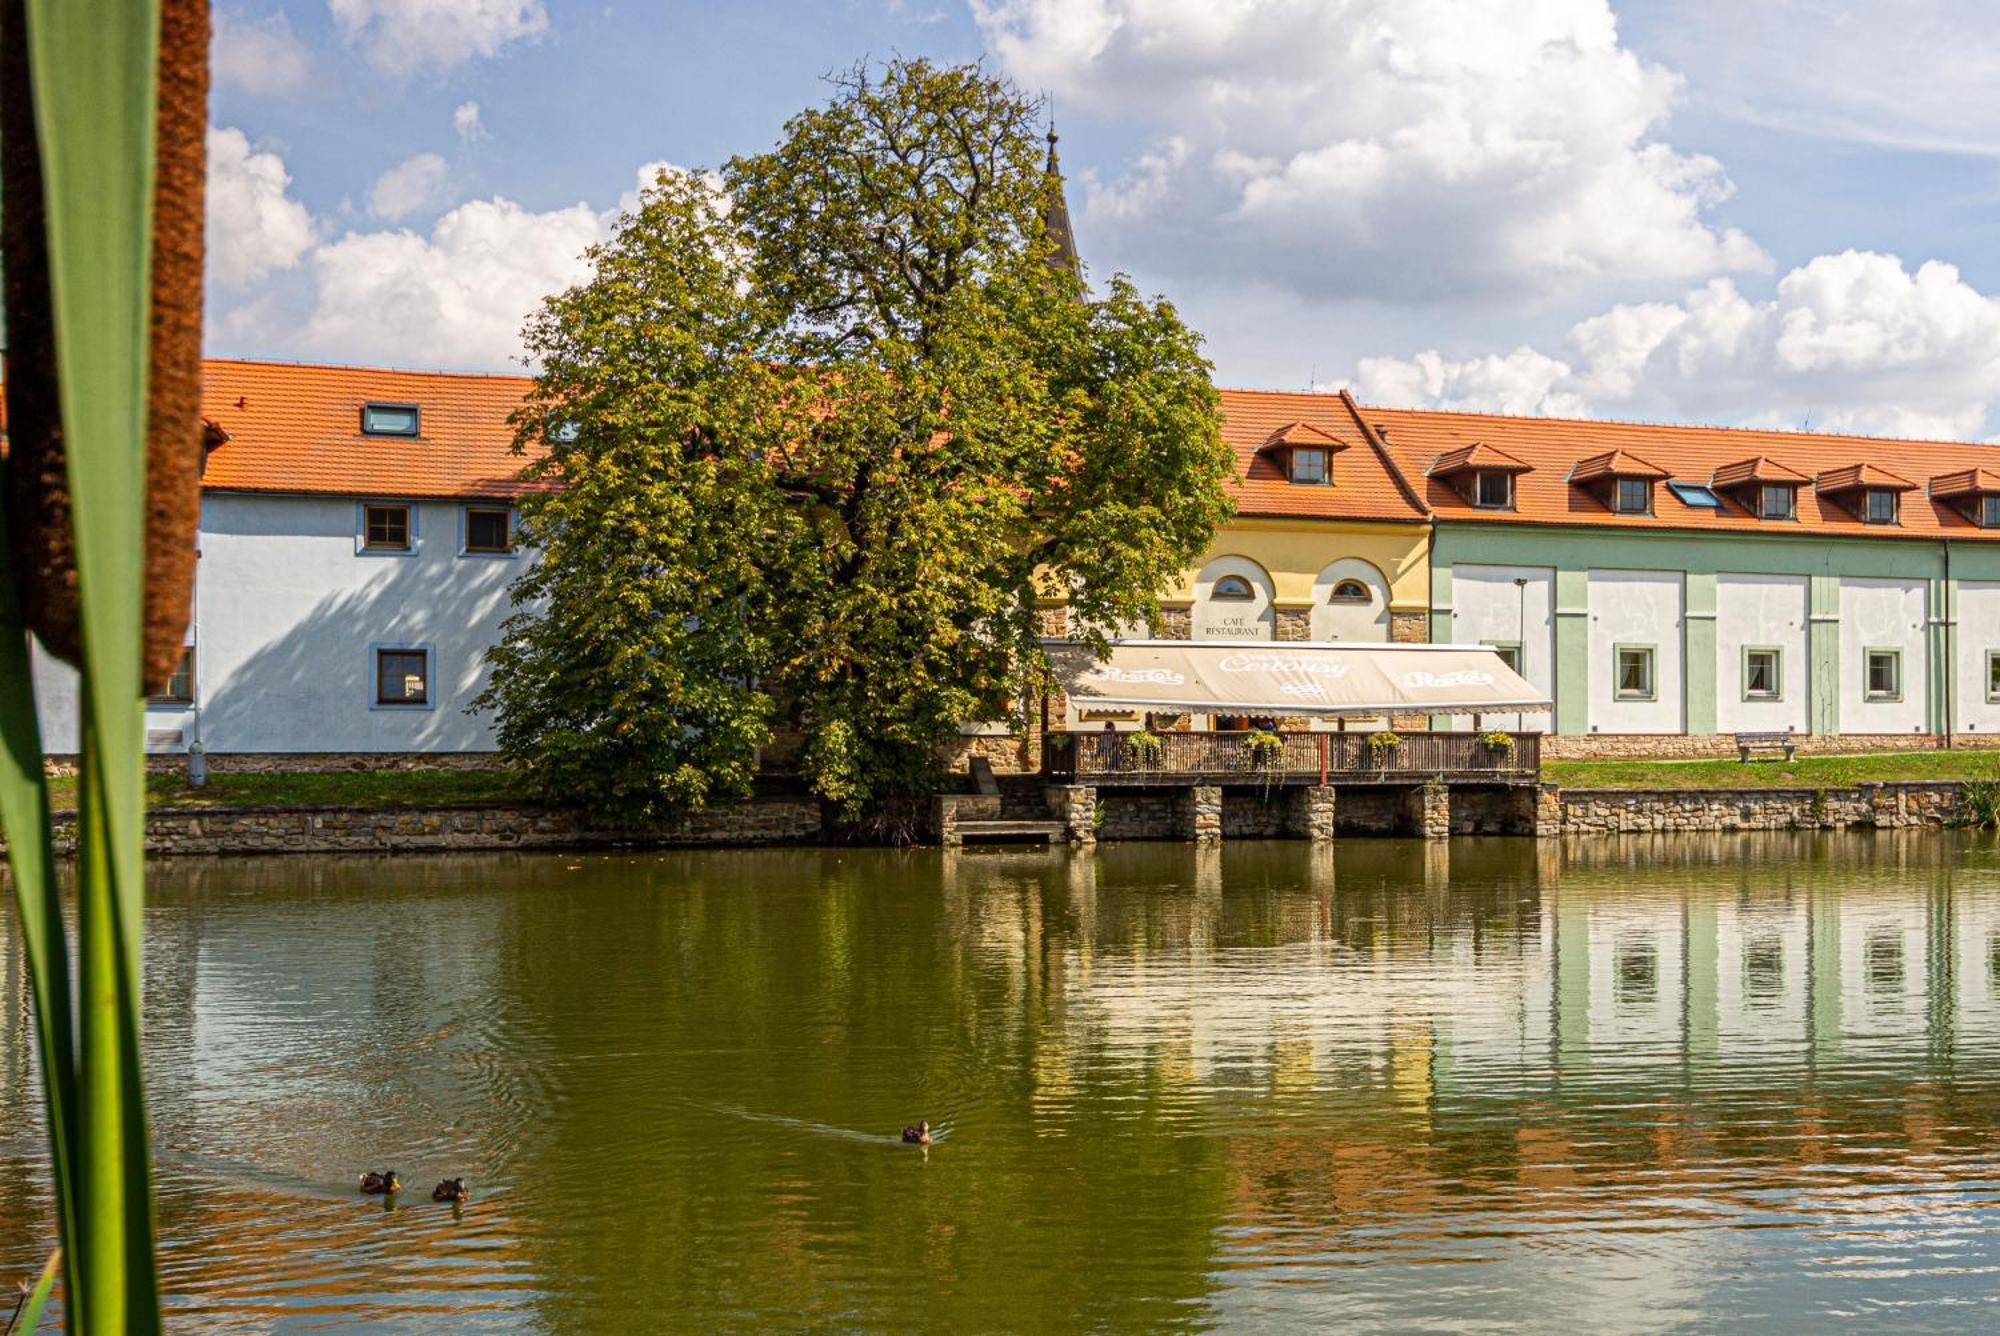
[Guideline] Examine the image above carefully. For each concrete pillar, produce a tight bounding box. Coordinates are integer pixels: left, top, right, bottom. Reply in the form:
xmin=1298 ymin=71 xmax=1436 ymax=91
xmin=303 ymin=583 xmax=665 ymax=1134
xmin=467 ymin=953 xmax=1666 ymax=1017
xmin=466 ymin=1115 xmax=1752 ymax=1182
xmin=1287 ymin=784 xmax=1337 ymax=841
xmin=1045 ymin=784 xmax=1096 ymax=844
xmin=1405 ymin=779 xmax=1450 ymax=840
xmin=1181 ymin=784 xmax=1222 ymax=844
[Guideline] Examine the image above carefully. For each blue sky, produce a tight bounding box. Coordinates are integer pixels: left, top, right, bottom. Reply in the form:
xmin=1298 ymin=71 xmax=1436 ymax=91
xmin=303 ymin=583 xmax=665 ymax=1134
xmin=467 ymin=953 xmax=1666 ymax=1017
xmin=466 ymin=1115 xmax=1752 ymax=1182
xmin=208 ymin=1 xmax=2000 ymax=440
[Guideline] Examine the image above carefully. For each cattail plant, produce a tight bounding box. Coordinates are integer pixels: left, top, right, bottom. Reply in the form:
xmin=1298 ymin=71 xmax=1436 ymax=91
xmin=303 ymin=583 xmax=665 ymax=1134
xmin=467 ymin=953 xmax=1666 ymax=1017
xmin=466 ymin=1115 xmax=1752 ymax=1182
xmin=0 ymin=0 xmax=207 ymax=1328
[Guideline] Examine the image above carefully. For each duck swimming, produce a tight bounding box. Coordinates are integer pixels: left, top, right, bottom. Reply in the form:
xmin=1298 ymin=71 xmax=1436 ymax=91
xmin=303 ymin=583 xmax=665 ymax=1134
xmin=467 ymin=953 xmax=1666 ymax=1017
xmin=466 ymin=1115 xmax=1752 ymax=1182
xmin=432 ymin=1178 xmax=469 ymax=1203
xmin=358 ymin=1170 xmax=400 ymax=1195
xmin=901 ymin=1121 xmax=931 ymax=1146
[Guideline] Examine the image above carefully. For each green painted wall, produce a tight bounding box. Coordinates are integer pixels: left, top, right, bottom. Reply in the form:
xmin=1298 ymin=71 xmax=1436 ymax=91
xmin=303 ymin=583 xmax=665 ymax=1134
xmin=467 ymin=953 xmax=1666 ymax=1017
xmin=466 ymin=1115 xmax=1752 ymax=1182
xmin=1429 ymin=523 xmax=2000 ymax=735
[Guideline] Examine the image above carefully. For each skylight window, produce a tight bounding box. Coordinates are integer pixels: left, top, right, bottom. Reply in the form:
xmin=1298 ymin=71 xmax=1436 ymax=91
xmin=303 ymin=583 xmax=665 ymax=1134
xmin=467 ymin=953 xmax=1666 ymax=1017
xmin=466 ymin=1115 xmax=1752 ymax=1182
xmin=1667 ymin=481 xmax=1721 ymax=510
xmin=361 ymin=402 xmax=420 ymax=436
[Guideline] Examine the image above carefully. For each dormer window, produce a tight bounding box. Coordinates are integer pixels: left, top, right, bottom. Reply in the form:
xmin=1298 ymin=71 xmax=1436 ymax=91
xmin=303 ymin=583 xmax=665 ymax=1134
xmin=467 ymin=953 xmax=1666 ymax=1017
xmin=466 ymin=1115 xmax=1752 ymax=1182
xmin=1864 ymin=489 xmax=1897 ymax=524
xmin=1758 ymin=484 xmax=1795 ymax=520
xmin=1615 ymin=479 xmax=1650 ymax=514
xmin=1715 ymin=456 xmax=1809 ymax=521
xmin=361 ymin=402 xmax=420 ymax=436
xmin=1288 ymin=446 xmax=1329 ymax=485
xmin=1927 ymin=469 xmax=2000 ymax=527
xmin=1570 ymin=449 xmax=1667 ymax=516
xmin=1258 ymin=421 xmax=1348 ymax=488
xmin=1985 ymin=496 xmax=2000 ymax=529
xmin=1817 ymin=463 xmax=1913 ymax=526
xmin=1473 ymin=470 xmax=1512 ymax=509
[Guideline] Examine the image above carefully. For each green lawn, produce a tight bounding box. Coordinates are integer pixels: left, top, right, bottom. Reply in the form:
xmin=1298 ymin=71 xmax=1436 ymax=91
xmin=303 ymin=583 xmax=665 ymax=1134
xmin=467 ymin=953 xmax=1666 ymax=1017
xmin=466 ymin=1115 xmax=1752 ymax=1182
xmin=43 ymin=768 xmax=532 ymax=814
xmin=1545 ymin=750 xmax=2000 ymax=791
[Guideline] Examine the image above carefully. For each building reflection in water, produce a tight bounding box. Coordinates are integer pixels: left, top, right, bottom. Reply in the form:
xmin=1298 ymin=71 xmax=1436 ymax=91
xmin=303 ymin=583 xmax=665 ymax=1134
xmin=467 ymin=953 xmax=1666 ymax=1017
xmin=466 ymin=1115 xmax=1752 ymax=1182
xmin=0 ymin=834 xmax=1997 ymax=1328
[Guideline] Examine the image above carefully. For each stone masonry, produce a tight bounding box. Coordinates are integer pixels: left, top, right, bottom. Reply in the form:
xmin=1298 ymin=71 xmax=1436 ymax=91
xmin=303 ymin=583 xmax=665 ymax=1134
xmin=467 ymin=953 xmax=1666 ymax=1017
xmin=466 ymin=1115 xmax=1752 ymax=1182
xmin=1406 ymin=780 xmax=1451 ymax=839
xmin=1045 ymin=783 xmax=1098 ymax=845
xmin=1287 ymin=784 xmax=1337 ymax=841
xmin=1181 ymin=784 xmax=1223 ymax=843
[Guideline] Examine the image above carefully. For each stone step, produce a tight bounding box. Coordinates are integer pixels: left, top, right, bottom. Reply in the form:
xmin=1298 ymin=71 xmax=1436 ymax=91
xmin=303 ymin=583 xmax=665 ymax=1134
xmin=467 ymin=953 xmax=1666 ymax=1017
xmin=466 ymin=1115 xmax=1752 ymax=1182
xmin=952 ymin=819 xmax=1067 ymax=845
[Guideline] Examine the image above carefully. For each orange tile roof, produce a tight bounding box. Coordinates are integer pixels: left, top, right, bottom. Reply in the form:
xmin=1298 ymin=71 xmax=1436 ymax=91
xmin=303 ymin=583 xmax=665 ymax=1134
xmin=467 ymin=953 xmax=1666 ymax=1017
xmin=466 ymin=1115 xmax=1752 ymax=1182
xmin=1367 ymin=402 xmax=2000 ymax=538
xmin=1428 ymin=442 xmax=1533 ymax=476
xmin=1216 ymin=388 xmax=1427 ymax=523
xmin=1259 ymin=420 xmax=1350 ymax=451
xmin=1816 ymin=462 xmax=1916 ymax=493
xmin=1711 ymin=455 xmax=1812 ymax=489
xmin=198 ymin=358 xmax=540 ymax=500
xmin=1569 ymin=448 xmax=1669 ymax=483
xmin=1930 ymin=468 xmax=2000 ymax=499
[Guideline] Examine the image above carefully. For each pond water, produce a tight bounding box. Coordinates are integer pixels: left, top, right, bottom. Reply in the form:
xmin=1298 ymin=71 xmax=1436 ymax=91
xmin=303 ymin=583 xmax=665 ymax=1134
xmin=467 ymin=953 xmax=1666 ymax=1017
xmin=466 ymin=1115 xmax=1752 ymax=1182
xmin=6 ymin=834 xmax=2000 ymax=1329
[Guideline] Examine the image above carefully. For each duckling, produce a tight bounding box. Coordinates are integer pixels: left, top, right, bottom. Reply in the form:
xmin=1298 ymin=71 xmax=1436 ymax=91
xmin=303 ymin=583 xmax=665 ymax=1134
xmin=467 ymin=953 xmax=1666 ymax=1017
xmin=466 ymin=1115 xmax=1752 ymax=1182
xmin=901 ymin=1121 xmax=931 ymax=1146
xmin=358 ymin=1170 xmax=400 ymax=1195
xmin=432 ymin=1177 xmax=469 ymax=1203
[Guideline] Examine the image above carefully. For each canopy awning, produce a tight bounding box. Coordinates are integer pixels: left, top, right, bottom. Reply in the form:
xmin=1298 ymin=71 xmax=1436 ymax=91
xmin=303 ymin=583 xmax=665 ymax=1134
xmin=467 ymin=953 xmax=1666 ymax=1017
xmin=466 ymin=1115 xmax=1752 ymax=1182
xmin=1046 ymin=640 xmax=1551 ymax=718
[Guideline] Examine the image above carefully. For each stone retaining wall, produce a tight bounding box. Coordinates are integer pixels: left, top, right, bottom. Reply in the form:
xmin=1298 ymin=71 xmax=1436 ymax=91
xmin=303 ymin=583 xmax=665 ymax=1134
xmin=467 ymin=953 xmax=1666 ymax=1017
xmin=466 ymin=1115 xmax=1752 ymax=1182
xmin=14 ymin=798 xmax=823 ymax=857
xmin=1557 ymin=781 xmax=1965 ymax=834
xmin=1541 ymin=733 xmax=2000 ymax=761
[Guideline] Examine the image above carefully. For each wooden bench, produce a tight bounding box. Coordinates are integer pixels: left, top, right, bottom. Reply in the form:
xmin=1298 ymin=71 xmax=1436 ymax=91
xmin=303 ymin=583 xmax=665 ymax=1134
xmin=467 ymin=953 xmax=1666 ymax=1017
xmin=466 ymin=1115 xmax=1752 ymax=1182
xmin=1736 ymin=730 xmax=1795 ymax=762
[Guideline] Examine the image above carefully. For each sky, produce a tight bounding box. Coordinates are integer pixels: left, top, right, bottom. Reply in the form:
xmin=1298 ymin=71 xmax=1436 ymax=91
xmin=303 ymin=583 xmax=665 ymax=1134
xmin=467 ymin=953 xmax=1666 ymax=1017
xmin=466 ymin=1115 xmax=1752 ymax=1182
xmin=207 ymin=0 xmax=2000 ymax=440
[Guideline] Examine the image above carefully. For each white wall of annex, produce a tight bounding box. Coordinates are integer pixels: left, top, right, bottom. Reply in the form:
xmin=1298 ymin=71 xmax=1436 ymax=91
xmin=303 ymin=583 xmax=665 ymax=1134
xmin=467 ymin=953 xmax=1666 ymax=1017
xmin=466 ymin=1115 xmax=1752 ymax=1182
xmin=1586 ymin=569 xmax=1683 ymax=734
xmin=1955 ymin=581 xmax=2000 ymax=735
xmin=1446 ymin=563 xmax=1553 ymax=732
xmin=1715 ymin=573 xmax=1808 ymax=735
xmin=35 ymin=492 xmax=530 ymax=754
xmin=1838 ymin=576 xmax=1926 ymax=735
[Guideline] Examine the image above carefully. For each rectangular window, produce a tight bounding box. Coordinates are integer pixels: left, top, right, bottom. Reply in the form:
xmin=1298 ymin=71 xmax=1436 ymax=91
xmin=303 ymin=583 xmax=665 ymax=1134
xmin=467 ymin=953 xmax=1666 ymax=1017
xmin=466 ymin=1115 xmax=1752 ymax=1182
xmin=1758 ymin=484 xmax=1794 ymax=519
xmin=463 ymin=506 xmax=512 ymax=554
xmin=1865 ymin=648 xmax=1901 ymax=701
xmin=1743 ymin=646 xmax=1781 ymax=701
xmin=1987 ymin=650 xmax=2000 ymax=704
xmin=1486 ymin=641 xmax=1523 ymax=674
xmin=375 ymin=648 xmax=430 ymax=706
xmin=1614 ymin=645 xmax=1656 ymax=701
xmin=149 ymin=646 xmax=194 ymax=706
xmin=362 ymin=503 xmax=412 ymax=551
xmin=1473 ymin=471 xmax=1512 ymax=509
xmin=1289 ymin=447 xmax=1328 ymax=485
xmin=1864 ymin=490 xmax=1897 ymax=524
xmin=361 ymin=402 xmax=420 ymax=436
xmin=1615 ymin=478 xmax=1650 ymax=514
xmin=1984 ymin=495 xmax=2000 ymax=529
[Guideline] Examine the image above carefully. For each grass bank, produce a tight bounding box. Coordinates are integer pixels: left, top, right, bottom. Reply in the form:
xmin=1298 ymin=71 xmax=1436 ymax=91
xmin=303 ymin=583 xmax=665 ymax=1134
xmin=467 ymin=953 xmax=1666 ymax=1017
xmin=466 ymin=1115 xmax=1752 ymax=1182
xmin=45 ymin=768 xmax=531 ymax=814
xmin=1545 ymin=750 xmax=2000 ymax=791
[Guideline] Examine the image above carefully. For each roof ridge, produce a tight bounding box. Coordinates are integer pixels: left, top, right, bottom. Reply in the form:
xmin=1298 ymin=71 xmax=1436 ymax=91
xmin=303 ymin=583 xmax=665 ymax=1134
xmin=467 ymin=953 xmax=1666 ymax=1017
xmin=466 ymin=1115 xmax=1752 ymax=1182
xmin=204 ymin=355 xmax=534 ymax=382
xmin=1337 ymin=389 xmax=1428 ymax=518
xmin=1337 ymin=396 xmax=1993 ymax=452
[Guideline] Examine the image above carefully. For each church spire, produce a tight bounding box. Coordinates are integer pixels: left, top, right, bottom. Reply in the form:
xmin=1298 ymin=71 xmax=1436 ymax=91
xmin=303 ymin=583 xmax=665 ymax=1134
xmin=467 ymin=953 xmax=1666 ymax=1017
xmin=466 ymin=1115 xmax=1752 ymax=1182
xmin=1041 ymin=124 xmax=1080 ymax=280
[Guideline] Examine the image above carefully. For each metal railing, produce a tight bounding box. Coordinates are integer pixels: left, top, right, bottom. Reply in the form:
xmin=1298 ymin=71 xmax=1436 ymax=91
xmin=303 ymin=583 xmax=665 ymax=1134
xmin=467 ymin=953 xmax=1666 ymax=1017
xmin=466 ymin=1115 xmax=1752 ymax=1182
xmin=1043 ymin=729 xmax=1541 ymax=782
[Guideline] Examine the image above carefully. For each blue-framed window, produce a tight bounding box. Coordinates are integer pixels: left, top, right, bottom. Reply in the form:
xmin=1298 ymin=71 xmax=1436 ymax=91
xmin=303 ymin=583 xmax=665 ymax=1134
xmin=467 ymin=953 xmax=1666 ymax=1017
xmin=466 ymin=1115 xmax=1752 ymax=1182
xmin=357 ymin=501 xmax=418 ymax=556
xmin=460 ymin=504 xmax=515 ymax=557
xmin=361 ymin=402 xmax=420 ymax=436
xmin=370 ymin=643 xmax=436 ymax=710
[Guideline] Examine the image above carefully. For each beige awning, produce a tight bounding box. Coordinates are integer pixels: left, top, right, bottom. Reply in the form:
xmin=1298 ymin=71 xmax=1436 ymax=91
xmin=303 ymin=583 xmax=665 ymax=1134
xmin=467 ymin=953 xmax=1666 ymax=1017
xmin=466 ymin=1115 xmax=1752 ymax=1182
xmin=1046 ymin=640 xmax=1551 ymax=717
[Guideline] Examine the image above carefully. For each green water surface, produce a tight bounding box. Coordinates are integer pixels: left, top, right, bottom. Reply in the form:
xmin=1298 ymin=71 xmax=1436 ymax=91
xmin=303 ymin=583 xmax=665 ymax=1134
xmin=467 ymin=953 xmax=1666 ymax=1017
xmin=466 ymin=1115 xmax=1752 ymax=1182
xmin=5 ymin=833 xmax=2000 ymax=1330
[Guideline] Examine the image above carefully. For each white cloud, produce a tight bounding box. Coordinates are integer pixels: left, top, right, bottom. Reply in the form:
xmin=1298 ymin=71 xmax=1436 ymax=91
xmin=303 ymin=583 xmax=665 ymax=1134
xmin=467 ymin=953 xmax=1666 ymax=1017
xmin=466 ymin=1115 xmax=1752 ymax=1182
xmin=1349 ymin=251 xmax=2000 ymax=440
xmin=453 ymin=99 xmax=484 ymax=141
xmin=298 ymin=197 xmax=601 ymax=368
xmin=212 ymin=9 xmax=313 ymax=95
xmin=367 ymin=152 xmax=454 ymax=220
xmin=329 ymin=0 xmax=548 ymax=78
xmin=205 ymin=127 xmax=316 ymax=289
xmin=974 ymin=0 xmax=1766 ymax=302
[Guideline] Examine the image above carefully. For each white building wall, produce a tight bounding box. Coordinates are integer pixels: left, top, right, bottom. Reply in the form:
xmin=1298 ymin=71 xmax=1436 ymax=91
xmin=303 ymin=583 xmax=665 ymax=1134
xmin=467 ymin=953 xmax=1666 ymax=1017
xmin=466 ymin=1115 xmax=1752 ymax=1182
xmin=1446 ymin=564 xmax=1553 ymax=732
xmin=1955 ymin=581 xmax=2000 ymax=736
xmin=1190 ymin=555 xmax=1274 ymax=643
xmin=1308 ymin=558 xmax=1390 ymax=642
xmin=1715 ymin=573 xmax=1809 ymax=735
xmin=1586 ymin=569 xmax=1683 ymax=734
xmin=1838 ymin=576 xmax=1927 ymax=735
xmin=33 ymin=491 xmax=528 ymax=754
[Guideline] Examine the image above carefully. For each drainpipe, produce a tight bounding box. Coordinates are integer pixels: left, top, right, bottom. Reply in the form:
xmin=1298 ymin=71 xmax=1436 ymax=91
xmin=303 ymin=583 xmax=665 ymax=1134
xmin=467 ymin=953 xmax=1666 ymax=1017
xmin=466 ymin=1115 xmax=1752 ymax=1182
xmin=1943 ymin=536 xmax=1954 ymax=749
xmin=186 ymin=539 xmax=207 ymax=786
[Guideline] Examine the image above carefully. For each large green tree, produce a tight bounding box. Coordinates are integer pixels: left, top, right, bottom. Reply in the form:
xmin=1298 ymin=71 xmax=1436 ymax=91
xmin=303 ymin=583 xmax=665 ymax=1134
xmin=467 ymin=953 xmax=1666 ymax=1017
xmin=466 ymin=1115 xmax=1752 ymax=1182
xmin=480 ymin=60 xmax=1232 ymax=825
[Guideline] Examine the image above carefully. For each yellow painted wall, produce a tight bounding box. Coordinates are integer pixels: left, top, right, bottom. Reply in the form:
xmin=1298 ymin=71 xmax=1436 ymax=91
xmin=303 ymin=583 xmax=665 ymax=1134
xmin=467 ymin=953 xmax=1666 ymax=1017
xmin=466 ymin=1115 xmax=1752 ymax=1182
xmin=1165 ymin=518 xmax=1431 ymax=612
